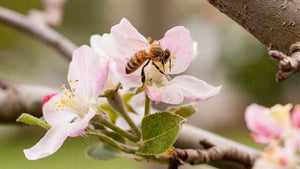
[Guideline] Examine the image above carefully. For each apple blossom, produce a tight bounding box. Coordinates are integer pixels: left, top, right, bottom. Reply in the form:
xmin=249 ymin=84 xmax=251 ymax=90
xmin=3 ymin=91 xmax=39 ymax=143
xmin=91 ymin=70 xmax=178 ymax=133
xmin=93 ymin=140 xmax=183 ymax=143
xmin=246 ymin=104 xmax=300 ymax=169
xmin=91 ymin=18 xmax=221 ymax=104
xmin=24 ymin=45 xmax=109 ymax=160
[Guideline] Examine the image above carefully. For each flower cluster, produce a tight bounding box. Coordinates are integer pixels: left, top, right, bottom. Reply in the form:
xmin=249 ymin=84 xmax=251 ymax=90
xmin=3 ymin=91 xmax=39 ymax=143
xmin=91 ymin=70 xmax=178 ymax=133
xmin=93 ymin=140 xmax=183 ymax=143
xmin=23 ymin=18 xmax=221 ymax=160
xmin=245 ymin=104 xmax=300 ymax=169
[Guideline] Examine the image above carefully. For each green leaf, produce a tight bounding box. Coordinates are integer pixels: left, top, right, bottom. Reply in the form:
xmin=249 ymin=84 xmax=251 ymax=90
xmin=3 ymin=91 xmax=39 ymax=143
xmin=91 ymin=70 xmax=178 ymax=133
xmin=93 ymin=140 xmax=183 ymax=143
xmin=17 ymin=113 xmax=51 ymax=130
xmin=85 ymin=143 xmax=122 ymax=160
xmin=136 ymin=112 xmax=185 ymax=155
xmin=100 ymin=103 xmax=118 ymax=123
xmin=166 ymin=103 xmax=198 ymax=118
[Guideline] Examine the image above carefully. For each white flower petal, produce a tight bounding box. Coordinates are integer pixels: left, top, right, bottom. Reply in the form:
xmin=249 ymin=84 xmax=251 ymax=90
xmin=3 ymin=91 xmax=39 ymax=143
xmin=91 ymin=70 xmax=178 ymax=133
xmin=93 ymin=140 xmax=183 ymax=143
xmin=68 ymin=45 xmax=109 ymax=101
xmin=24 ymin=124 xmax=69 ymax=160
xmin=67 ymin=107 xmax=96 ymax=137
xmin=43 ymin=94 xmax=77 ymax=126
xmin=171 ymin=75 xmax=221 ymax=101
xmin=146 ymin=84 xmax=184 ymax=104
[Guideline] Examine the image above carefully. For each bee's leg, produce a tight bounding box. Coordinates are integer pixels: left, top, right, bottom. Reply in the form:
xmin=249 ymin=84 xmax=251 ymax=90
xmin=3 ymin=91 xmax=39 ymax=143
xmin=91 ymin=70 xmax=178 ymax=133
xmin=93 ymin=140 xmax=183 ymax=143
xmin=169 ymin=59 xmax=172 ymax=72
xmin=152 ymin=62 xmax=168 ymax=76
xmin=161 ymin=60 xmax=165 ymax=71
xmin=141 ymin=59 xmax=151 ymax=85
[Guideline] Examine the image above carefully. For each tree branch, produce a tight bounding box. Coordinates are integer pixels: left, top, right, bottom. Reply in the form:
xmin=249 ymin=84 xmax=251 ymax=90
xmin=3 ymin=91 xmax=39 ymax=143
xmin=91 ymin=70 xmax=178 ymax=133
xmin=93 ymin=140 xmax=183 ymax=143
xmin=173 ymin=124 xmax=261 ymax=169
xmin=0 ymin=6 xmax=76 ymax=60
xmin=0 ymin=79 xmax=58 ymax=123
xmin=207 ymin=0 xmax=300 ymax=80
xmin=207 ymin=0 xmax=300 ymax=54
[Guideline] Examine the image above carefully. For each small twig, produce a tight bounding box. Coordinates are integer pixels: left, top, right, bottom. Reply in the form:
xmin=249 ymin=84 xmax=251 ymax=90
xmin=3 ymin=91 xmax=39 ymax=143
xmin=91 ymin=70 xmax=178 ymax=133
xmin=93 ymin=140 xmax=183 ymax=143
xmin=269 ymin=42 xmax=300 ymax=81
xmin=29 ymin=0 xmax=68 ymax=27
xmin=174 ymin=124 xmax=261 ymax=169
xmin=0 ymin=6 xmax=76 ymax=60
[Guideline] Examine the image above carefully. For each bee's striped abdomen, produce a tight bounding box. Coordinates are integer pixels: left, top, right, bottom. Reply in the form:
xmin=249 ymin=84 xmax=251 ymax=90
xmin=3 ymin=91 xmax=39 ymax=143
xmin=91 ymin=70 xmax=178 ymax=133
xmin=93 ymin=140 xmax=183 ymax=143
xmin=125 ymin=50 xmax=148 ymax=74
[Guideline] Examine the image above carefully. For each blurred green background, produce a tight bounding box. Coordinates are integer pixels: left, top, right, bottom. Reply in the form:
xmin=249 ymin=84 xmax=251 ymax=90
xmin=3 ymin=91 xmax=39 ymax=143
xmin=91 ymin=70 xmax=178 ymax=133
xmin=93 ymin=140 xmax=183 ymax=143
xmin=1 ymin=0 xmax=299 ymax=168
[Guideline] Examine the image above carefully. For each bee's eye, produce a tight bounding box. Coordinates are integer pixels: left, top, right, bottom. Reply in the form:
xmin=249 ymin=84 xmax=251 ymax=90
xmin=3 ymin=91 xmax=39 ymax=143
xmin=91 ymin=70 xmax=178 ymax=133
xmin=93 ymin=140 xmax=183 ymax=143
xmin=164 ymin=50 xmax=170 ymax=59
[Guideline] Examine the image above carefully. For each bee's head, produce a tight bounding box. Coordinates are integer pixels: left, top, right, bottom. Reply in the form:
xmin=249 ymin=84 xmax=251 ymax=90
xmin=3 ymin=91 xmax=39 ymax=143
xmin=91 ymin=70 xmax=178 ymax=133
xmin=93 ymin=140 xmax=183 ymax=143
xmin=163 ymin=49 xmax=171 ymax=63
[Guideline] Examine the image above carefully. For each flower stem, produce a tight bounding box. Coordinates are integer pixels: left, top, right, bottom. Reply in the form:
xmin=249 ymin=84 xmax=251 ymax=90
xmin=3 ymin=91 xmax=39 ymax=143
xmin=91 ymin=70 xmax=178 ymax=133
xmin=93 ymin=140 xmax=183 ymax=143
xmin=99 ymin=118 xmax=140 ymax=142
xmin=105 ymin=89 xmax=141 ymax=138
xmin=144 ymin=93 xmax=151 ymax=116
xmin=88 ymin=130 xmax=137 ymax=154
xmin=118 ymin=108 xmax=141 ymax=138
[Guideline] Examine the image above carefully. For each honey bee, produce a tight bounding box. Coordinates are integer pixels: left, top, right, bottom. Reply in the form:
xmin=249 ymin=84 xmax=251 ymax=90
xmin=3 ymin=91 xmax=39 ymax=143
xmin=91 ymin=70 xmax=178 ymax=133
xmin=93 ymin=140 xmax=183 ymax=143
xmin=125 ymin=39 xmax=172 ymax=84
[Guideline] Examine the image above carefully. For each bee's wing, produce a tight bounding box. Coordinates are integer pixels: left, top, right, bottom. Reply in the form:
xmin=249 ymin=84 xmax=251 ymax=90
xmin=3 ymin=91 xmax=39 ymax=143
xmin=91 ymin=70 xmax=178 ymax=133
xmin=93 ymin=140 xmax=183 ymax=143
xmin=126 ymin=39 xmax=150 ymax=51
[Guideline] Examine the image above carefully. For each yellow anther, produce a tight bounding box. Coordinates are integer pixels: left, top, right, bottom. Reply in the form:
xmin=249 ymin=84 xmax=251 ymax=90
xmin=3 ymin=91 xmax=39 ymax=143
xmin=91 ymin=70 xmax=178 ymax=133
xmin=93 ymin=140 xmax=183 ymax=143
xmin=54 ymin=101 xmax=59 ymax=104
xmin=61 ymin=84 xmax=66 ymax=89
xmin=63 ymin=89 xmax=70 ymax=95
xmin=171 ymin=55 xmax=176 ymax=59
xmin=269 ymin=104 xmax=292 ymax=126
xmin=61 ymin=108 xmax=64 ymax=111
xmin=71 ymin=87 xmax=76 ymax=92
xmin=69 ymin=80 xmax=72 ymax=83
xmin=60 ymin=98 xmax=70 ymax=105
xmin=147 ymin=36 xmax=152 ymax=42
xmin=70 ymin=94 xmax=75 ymax=98
xmin=171 ymin=63 xmax=174 ymax=68
xmin=75 ymin=79 xmax=79 ymax=82
xmin=56 ymin=108 xmax=59 ymax=111
xmin=57 ymin=105 xmax=61 ymax=108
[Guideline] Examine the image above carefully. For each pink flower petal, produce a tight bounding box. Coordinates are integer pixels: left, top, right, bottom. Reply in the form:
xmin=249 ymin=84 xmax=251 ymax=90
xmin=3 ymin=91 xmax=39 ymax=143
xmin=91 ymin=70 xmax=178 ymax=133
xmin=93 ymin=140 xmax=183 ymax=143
xmin=68 ymin=45 xmax=109 ymax=101
xmin=24 ymin=124 xmax=69 ymax=160
xmin=291 ymin=105 xmax=300 ymax=128
xmin=146 ymin=84 xmax=184 ymax=104
xmin=42 ymin=93 xmax=58 ymax=107
xmin=252 ymin=134 xmax=273 ymax=145
xmin=159 ymin=26 xmax=194 ymax=74
xmin=245 ymin=104 xmax=283 ymax=144
xmin=67 ymin=107 xmax=96 ymax=137
xmin=111 ymin=18 xmax=148 ymax=59
xmin=43 ymin=94 xmax=77 ymax=126
xmin=171 ymin=75 xmax=221 ymax=102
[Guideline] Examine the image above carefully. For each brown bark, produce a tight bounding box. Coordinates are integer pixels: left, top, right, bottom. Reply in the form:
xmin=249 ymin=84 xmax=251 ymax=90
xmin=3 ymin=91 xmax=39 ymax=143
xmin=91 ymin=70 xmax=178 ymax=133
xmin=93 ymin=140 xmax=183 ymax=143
xmin=173 ymin=124 xmax=261 ymax=169
xmin=208 ymin=0 xmax=300 ymax=55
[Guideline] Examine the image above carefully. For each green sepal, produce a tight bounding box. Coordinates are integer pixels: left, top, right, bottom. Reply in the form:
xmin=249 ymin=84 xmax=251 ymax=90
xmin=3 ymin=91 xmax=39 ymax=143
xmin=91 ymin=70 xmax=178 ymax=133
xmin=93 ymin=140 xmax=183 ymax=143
xmin=100 ymin=103 xmax=118 ymax=123
xmin=123 ymin=93 xmax=137 ymax=114
xmin=17 ymin=113 xmax=51 ymax=130
xmin=166 ymin=102 xmax=197 ymax=118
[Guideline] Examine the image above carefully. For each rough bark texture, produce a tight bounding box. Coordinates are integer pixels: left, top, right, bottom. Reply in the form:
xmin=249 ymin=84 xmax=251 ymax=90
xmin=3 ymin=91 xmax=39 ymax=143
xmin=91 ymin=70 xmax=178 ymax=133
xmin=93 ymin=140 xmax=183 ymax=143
xmin=208 ymin=0 xmax=300 ymax=55
xmin=173 ymin=124 xmax=261 ymax=169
